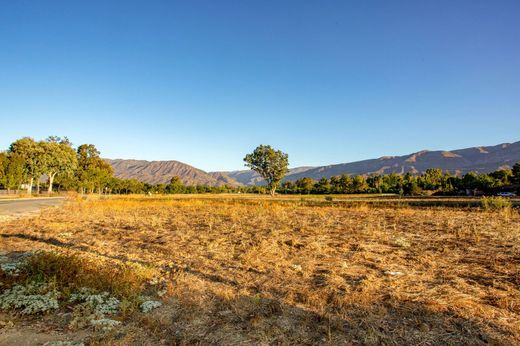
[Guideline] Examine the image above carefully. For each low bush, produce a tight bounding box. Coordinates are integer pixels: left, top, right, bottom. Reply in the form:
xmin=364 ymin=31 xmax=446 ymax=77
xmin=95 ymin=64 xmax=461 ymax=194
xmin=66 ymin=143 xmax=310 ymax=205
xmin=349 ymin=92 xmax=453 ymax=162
xmin=481 ymin=196 xmax=512 ymax=211
xmin=0 ymin=250 xmax=165 ymax=321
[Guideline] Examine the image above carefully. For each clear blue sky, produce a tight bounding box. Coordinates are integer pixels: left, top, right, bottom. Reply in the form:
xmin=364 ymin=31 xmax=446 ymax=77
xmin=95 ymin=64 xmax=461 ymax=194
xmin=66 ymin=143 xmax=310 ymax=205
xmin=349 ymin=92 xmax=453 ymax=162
xmin=1 ymin=1 xmax=519 ymax=171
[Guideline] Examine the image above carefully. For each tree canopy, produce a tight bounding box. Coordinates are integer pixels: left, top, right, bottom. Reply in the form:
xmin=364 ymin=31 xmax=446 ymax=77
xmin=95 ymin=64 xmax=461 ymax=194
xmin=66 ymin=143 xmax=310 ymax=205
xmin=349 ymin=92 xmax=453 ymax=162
xmin=244 ymin=145 xmax=289 ymax=196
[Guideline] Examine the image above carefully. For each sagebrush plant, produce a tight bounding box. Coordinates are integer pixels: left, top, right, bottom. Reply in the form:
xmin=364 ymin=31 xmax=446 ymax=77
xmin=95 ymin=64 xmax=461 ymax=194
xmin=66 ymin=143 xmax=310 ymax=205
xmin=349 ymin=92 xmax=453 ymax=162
xmin=0 ymin=281 xmax=59 ymax=314
xmin=71 ymin=294 xmax=120 ymax=329
xmin=67 ymin=287 xmax=122 ymax=329
xmin=140 ymin=299 xmax=162 ymax=313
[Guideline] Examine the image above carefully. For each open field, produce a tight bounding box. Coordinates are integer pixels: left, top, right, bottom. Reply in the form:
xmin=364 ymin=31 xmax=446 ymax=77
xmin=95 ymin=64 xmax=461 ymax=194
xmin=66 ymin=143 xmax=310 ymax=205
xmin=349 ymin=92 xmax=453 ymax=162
xmin=0 ymin=195 xmax=519 ymax=345
xmin=122 ymin=193 xmax=520 ymax=208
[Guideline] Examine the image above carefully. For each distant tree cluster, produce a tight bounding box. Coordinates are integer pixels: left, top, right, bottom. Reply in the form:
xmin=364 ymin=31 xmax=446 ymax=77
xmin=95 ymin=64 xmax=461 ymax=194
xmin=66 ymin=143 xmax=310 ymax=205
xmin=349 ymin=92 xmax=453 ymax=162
xmin=0 ymin=137 xmax=78 ymax=194
xmin=0 ymin=137 xmax=122 ymax=194
xmin=278 ymin=167 xmax=520 ymax=196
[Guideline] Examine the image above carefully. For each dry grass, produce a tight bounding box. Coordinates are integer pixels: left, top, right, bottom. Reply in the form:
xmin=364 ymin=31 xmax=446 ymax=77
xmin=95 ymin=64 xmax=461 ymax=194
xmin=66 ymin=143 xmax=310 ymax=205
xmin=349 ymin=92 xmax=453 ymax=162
xmin=0 ymin=195 xmax=519 ymax=345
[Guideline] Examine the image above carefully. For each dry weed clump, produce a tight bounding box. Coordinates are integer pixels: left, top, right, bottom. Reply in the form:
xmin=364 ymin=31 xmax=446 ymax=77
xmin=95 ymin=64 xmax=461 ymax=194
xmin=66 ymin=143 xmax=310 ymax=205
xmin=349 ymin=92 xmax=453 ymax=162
xmin=0 ymin=195 xmax=519 ymax=345
xmin=0 ymin=248 xmax=166 ymax=343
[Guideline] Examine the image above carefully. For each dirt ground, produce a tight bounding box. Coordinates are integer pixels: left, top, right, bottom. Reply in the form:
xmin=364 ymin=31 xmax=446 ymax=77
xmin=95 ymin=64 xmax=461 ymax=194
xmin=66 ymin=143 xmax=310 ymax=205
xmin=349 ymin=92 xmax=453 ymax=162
xmin=0 ymin=196 xmax=519 ymax=345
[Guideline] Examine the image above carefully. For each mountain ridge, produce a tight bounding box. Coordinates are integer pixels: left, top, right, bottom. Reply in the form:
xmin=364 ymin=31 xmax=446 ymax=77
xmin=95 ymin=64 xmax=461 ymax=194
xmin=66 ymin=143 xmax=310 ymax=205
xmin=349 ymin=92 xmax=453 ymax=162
xmin=106 ymin=141 xmax=520 ymax=186
xmin=105 ymin=159 xmax=240 ymax=186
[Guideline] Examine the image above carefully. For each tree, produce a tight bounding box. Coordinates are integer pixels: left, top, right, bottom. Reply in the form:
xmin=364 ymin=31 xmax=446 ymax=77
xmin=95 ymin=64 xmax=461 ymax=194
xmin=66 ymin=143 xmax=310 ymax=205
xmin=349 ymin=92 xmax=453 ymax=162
xmin=280 ymin=180 xmax=295 ymax=194
xmin=76 ymin=144 xmax=113 ymax=194
xmin=462 ymin=172 xmax=479 ymax=192
xmin=403 ymin=179 xmax=422 ymax=196
xmin=42 ymin=137 xmax=78 ymax=193
xmin=0 ymin=152 xmax=7 ymax=188
xmin=167 ymin=176 xmax=185 ymax=194
xmin=329 ymin=176 xmax=340 ymax=193
xmin=4 ymin=153 xmax=25 ymax=193
xmin=338 ymin=174 xmax=352 ymax=193
xmin=489 ymin=169 xmax=512 ymax=187
xmin=421 ymin=168 xmax=443 ymax=190
xmin=295 ymin=177 xmax=314 ymax=194
xmin=9 ymin=137 xmax=41 ymax=194
xmin=512 ymin=162 xmax=520 ymax=184
xmin=314 ymin=177 xmax=331 ymax=194
xmin=351 ymin=175 xmax=368 ymax=193
xmin=244 ymin=145 xmax=289 ymax=196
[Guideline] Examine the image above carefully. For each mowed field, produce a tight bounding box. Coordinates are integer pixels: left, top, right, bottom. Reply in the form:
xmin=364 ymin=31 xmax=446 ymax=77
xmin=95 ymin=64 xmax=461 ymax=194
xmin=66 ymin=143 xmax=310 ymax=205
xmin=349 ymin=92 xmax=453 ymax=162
xmin=0 ymin=195 xmax=519 ymax=345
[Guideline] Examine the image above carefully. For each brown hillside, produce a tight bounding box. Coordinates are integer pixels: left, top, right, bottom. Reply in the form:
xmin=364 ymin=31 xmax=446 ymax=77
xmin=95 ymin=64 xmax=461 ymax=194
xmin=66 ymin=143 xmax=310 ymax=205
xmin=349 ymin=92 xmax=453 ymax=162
xmin=105 ymin=159 xmax=240 ymax=186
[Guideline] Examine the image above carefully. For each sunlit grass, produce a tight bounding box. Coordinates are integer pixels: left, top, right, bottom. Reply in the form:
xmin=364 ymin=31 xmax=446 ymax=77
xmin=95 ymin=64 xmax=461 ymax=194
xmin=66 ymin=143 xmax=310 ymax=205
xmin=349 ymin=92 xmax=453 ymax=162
xmin=0 ymin=195 xmax=519 ymax=345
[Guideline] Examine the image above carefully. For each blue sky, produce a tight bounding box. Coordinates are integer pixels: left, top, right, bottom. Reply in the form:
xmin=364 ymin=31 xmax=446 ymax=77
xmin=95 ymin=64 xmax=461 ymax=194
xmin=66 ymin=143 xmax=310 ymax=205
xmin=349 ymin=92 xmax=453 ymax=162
xmin=1 ymin=1 xmax=519 ymax=171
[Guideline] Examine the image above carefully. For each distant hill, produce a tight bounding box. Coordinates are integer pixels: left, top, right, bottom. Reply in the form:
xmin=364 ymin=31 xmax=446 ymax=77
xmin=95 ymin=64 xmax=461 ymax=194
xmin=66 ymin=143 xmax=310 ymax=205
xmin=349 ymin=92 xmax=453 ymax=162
xmin=105 ymin=159 xmax=240 ymax=186
xmin=106 ymin=141 xmax=520 ymax=186
xmin=285 ymin=141 xmax=520 ymax=182
xmin=220 ymin=141 xmax=520 ymax=185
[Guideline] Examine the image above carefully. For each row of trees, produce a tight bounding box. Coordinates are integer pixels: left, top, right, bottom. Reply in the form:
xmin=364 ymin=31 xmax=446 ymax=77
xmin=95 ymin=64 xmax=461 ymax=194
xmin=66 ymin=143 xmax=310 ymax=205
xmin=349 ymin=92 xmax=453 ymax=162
xmin=77 ymin=166 xmax=518 ymax=196
xmin=278 ymin=167 xmax=520 ymax=195
xmin=0 ymin=137 xmax=113 ymax=194
xmin=243 ymin=145 xmax=520 ymax=196
xmin=104 ymin=176 xmax=263 ymax=195
xmin=0 ymin=137 xmax=266 ymax=195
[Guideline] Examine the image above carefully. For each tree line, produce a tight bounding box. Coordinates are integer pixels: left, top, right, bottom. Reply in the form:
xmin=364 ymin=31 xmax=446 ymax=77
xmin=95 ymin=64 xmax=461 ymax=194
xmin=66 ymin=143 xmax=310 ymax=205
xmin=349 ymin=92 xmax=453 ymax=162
xmin=1 ymin=138 xmax=519 ymax=196
xmin=242 ymin=144 xmax=520 ymax=196
xmin=279 ymin=167 xmax=520 ymax=196
xmin=0 ymin=137 xmax=266 ymax=195
xmin=0 ymin=137 xmax=113 ymax=194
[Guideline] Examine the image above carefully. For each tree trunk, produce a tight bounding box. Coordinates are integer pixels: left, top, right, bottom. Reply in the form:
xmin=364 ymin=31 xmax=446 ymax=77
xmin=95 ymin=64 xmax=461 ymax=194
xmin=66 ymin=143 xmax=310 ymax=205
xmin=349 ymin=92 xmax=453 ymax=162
xmin=47 ymin=173 xmax=56 ymax=194
xmin=36 ymin=178 xmax=40 ymax=195
xmin=270 ymin=187 xmax=276 ymax=197
xmin=27 ymin=177 xmax=33 ymax=195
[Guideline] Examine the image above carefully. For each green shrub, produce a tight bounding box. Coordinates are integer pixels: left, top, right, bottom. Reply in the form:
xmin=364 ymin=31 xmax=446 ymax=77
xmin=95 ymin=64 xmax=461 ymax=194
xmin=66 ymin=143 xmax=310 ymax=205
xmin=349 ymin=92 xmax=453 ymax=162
xmin=481 ymin=196 xmax=512 ymax=210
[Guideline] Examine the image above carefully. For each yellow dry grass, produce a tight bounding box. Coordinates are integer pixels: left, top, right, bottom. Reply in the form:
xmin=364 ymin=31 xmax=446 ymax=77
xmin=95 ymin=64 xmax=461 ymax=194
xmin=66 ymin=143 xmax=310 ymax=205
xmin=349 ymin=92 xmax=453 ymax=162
xmin=0 ymin=195 xmax=519 ymax=345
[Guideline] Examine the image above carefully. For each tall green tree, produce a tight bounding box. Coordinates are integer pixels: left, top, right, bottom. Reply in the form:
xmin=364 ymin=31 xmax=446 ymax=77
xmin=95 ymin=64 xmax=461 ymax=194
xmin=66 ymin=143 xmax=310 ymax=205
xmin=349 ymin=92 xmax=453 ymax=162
xmin=76 ymin=144 xmax=113 ymax=194
xmin=421 ymin=168 xmax=443 ymax=190
xmin=351 ymin=175 xmax=368 ymax=193
xmin=8 ymin=137 xmax=41 ymax=194
xmin=295 ymin=177 xmax=314 ymax=194
xmin=4 ymin=153 xmax=25 ymax=193
xmin=41 ymin=137 xmax=78 ymax=193
xmin=167 ymin=176 xmax=185 ymax=194
xmin=244 ymin=145 xmax=289 ymax=196
xmin=314 ymin=177 xmax=331 ymax=194
xmin=338 ymin=174 xmax=352 ymax=193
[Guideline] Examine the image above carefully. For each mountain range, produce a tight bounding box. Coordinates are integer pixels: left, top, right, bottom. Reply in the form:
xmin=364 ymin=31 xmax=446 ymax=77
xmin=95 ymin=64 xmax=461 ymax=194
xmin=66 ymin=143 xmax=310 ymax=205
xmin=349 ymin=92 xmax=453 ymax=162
xmin=105 ymin=159 xmax=238 ymax=186
xmin=106 ymin=141 xmax=520 ymax=186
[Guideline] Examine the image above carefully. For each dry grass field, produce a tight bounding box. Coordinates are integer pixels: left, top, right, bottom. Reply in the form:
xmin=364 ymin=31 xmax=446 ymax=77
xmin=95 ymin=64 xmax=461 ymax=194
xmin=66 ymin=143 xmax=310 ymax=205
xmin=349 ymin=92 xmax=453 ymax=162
xmin=0 ymin=195 xmax=519 ymax=345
